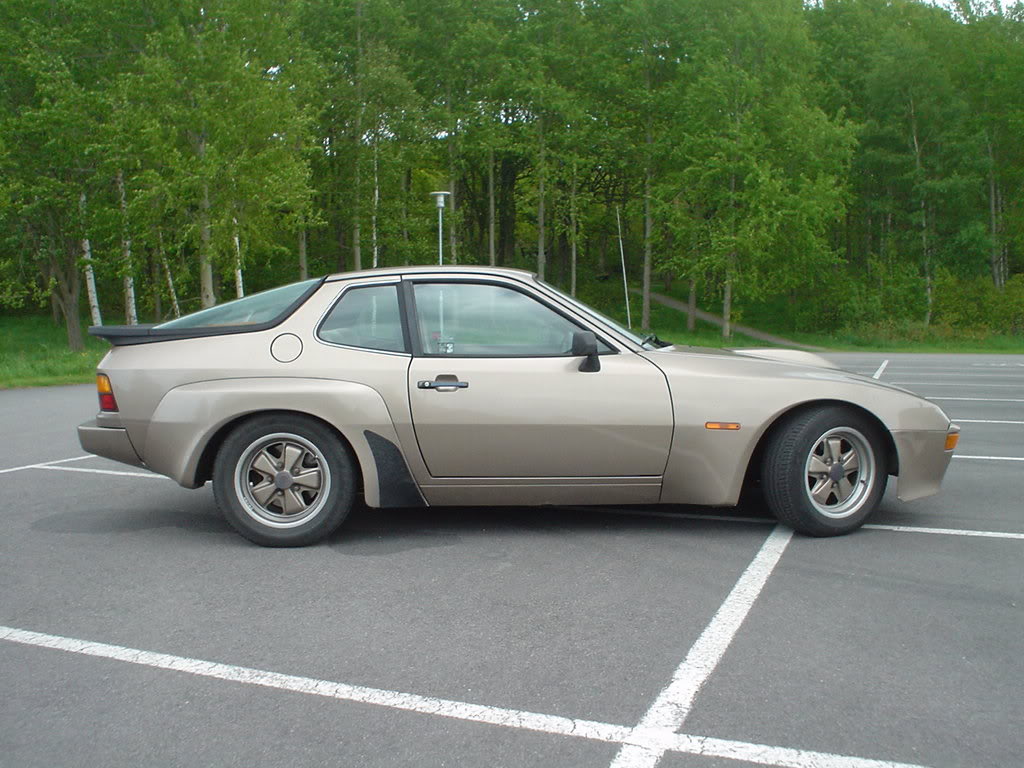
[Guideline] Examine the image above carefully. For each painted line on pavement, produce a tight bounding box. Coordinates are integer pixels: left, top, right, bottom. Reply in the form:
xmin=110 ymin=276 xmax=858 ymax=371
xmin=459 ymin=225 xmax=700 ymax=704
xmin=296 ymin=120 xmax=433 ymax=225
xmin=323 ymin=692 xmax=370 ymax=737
xmin=0 ymin=624 xmax=928 ymax=768
xmin=0 ymin=455 xmax=92 ymax=476
xmin=31 ymin=465 xmax=162 ymax=479
xmin=609 ymin=526 xmax=794 ymax=768
xmin=928 ymin=397 xmax=1024 ymax=403
xmin=953 ymin=454 xmax=1024 ymax=462
xmin=892 ymin=382 xmax=1024 ymax=388
xmin=872 ymin=360 xmax=889 ymax=379
xmin=863 ymin=524 xmax=1024 ymax=541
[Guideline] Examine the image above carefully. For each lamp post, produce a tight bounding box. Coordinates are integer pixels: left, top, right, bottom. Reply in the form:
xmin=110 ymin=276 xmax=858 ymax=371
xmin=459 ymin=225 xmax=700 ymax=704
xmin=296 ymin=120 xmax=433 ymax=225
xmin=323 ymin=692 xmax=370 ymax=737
xmin=430 ymin=191 xmax=450 ymax=265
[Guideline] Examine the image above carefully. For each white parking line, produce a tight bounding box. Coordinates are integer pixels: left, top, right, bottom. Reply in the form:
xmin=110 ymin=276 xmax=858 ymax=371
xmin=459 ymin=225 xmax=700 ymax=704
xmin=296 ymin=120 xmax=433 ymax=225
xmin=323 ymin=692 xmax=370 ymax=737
xmin=954 ymin=454 xmax=1024 ymax=462
xmin=0 ymin=455 xmax=92 ymax=475
xmin=609 ymin=526 xmax=794 ymax=768
xmin=872 ymin=360 xmax=889 ymax=379
xmin=928 ymin=397 xmax=1024 ymax=402
xmin=0 ymin=624 xmax=930 ymax=768
xmin=892 ymin=382 xmax=1024 ymax=388
xmin=863 ymin=524 xmax=1024 ymax=541
xmin=32 ymin=465 xmax=162 ymax=479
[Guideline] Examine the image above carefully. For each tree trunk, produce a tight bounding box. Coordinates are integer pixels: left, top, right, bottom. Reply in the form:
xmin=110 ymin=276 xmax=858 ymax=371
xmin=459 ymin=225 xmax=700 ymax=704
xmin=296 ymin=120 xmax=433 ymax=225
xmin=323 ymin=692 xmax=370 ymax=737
xmin=200 ymin=179 xmax=214 ymax=307
xmin=149 ymin=249 xmax=162 ymax=321
xmin=371 ymin=138 xmax=380 ymax=268
xmin=158 ymin=230 xmax=181 ymax=318
xmin=536 ymin=120 xmax=546 ymax=280
xmin=298 ymin=225 xmax=308 ymax=280
xmin=988 ymin=139 xmax=1005 ymax=289
xmin=50 ymin=244 xmax=84 ymax=351
xmin=569 ymin=165 xmax=578 ymax=296
xmin=232 ymin=216 xmax=244 ymax=298
xmin=447 ymin=92 xmax=459 ymax=265
xmin=352 ymin=0 xmax=364 ymax=271
xmin=488 ymin=146 xmax=496 ymax=267
xmin=79 ymin=191 xmax=102 ymax=326
xmin=642 ymin=164 xmax=653 ymax=330
xmin=115 ymin=169 xmax=138 ymax=324
xmin=687 ymin=279 xmax=696 ymax=332
xmin=401 ymin=168 xmax=411 ymax=265
xmin=722 ymin=275 xmax=733 ymax=340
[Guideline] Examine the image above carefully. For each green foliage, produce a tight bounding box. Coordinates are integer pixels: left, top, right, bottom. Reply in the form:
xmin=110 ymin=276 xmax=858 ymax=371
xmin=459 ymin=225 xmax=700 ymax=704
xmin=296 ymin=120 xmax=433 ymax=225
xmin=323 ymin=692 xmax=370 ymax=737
xmin=1 ymin=0 xmax=1023 ymax=357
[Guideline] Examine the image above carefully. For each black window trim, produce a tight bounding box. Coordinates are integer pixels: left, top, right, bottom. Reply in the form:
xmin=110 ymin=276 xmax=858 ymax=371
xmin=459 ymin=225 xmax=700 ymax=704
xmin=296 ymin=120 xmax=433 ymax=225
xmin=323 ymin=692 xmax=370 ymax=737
xmin=314 ymin=279 xmax=412 ymax=356
xmin=89 ymin=276 xmax=327 ymax=346
xmin=401 ymin=276 xmax=621 ymax=359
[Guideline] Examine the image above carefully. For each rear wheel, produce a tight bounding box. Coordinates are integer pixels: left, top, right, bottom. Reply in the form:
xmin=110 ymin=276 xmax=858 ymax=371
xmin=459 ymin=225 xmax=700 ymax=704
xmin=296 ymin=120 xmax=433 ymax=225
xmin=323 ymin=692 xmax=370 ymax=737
xmin=761 ymin=406 xmax=888 ymax=536
xmin=213 ymin=414 xmax=355 ymax=547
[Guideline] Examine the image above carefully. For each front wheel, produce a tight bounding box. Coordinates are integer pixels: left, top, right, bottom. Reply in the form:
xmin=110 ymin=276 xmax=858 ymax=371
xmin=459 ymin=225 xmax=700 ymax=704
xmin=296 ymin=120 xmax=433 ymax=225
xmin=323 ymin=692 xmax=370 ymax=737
xmin=761 ymin=406 xmax=888 ymax=536
xmin=213 ymin=414 xmax=355 ymax=547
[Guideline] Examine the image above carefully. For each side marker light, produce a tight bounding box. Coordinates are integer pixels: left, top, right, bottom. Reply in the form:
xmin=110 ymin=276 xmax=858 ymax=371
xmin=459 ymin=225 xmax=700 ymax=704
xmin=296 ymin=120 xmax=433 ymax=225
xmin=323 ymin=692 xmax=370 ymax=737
xmin=705 ymin=422 xmax=741 ymax=431
xmin=944 ymin=432 xmax=959 ymax=451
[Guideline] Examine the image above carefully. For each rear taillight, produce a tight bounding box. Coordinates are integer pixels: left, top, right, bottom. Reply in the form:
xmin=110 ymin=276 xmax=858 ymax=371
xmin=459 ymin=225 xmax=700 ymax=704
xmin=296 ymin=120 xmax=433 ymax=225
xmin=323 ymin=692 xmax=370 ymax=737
xmin=97 ymin=374 xmax=118 ymax=412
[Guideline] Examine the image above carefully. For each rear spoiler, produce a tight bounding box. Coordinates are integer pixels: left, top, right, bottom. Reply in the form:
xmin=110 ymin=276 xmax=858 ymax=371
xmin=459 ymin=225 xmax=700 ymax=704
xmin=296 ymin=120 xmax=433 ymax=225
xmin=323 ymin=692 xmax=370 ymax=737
xmin=88 ymin=325 xmax=245 ymax=346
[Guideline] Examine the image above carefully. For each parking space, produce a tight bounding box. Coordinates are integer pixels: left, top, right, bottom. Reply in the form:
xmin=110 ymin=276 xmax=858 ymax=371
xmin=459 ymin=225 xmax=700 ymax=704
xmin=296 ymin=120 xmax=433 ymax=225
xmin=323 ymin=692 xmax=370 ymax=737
xmin=2 ymin=353 xmax=1022 ymax=768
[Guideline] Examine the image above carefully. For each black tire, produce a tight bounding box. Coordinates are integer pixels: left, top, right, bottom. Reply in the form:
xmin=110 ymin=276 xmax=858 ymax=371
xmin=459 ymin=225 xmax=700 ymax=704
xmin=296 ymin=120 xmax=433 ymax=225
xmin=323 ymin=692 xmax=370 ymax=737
xmin=213 ymin=414 xmax=356 ymax=547
xmin=761 ymin=406 xmax=888 ymax=537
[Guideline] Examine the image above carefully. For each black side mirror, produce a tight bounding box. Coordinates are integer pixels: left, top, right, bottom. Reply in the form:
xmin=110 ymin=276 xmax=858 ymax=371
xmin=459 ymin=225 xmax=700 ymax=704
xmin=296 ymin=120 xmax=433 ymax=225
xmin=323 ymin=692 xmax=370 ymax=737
xmin=571 ymin=331 xmax=601 ymax=373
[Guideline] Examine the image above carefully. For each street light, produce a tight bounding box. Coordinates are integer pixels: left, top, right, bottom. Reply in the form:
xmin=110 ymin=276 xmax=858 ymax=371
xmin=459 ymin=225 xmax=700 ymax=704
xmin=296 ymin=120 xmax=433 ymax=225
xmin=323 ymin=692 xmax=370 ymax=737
xmin=430 ymin=191 xmax=450 ymax=265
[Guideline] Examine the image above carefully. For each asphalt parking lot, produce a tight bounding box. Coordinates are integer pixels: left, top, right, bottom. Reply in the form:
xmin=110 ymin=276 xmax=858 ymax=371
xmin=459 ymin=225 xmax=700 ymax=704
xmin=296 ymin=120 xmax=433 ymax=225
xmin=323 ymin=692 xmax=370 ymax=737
xmin=1 ymin=352 xmax=1021 ymax=768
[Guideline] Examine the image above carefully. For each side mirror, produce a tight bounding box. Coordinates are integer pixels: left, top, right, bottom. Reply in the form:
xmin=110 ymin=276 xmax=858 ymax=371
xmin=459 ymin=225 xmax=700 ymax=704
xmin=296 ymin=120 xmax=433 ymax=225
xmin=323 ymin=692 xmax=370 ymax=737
xmin=571 ymin=331 xmax=601 ymax=373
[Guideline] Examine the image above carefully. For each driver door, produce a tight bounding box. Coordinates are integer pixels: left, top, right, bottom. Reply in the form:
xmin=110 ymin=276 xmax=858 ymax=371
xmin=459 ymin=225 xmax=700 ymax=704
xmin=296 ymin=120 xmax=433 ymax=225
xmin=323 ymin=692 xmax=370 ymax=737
xmin=405 ymin=278 xmax=673 ymax=480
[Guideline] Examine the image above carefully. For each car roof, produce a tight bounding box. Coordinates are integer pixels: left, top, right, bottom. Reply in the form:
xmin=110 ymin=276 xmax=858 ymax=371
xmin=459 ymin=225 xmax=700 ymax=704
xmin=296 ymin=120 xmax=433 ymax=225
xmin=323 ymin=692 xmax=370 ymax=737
xmin=324 ymin=265 xmax=537 ymax=282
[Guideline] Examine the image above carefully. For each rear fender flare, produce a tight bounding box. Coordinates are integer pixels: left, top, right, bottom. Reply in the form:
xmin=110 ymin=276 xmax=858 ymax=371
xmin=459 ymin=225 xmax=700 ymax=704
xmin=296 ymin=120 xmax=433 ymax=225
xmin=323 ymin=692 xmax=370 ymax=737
xmin=144 ymin=377 xmax=418 ymax=507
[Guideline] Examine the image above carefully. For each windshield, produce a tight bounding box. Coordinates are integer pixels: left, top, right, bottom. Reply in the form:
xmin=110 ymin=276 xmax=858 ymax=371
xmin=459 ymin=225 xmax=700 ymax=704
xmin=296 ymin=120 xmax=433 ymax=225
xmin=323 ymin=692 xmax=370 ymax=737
xmin=535 ymin=279 xmax=655 ymax=348
xmin=155 ymin=278 xmax=320 ymax=330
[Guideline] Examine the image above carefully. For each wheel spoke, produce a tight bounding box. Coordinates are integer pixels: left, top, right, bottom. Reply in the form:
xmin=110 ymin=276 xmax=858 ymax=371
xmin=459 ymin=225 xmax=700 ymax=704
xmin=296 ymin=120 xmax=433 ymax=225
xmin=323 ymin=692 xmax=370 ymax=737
xmin=282 ymin=444 xmax=304 ymax=474
xmin=841 ymin=448 xmax=859 ymax=473
xmin=281 ymin=488 xmax=307 ymax=516
xmin=836 ymin=476 xmax=854 ymax=501
xmin=810 ymin=477 xmax=834 ymax=505
xmin=807 ymin=455 xmax=829 ymax=476
xmin=826 ymin=438 xmax=843 ymax=464
xmin=291 ymin=468 xmax=322 ymax=490
xmin=251 ymin=480 xmax=278 ymax=506
xmin=251 ymin=450 xmax=278 ymax=479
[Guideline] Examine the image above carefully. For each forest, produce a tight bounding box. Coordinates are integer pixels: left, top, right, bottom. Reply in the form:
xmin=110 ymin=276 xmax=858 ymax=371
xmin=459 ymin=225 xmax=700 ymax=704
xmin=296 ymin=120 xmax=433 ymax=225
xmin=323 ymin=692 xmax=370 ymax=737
xmin=1 ymin=0 xmax=1023 ymax=352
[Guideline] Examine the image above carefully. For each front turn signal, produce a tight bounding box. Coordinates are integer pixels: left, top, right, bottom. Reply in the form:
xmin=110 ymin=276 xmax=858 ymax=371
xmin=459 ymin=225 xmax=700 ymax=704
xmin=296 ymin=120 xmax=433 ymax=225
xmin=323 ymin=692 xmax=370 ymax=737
xmin=944 ymin=431 xmax=959 ymax=452
xmin=97 ymin=374 xmax=118 ymax=412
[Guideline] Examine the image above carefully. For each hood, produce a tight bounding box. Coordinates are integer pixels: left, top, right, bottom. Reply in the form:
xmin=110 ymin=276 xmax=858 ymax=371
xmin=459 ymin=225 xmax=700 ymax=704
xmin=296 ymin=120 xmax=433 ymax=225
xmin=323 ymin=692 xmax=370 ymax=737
xmin=729 ymin=347 xmax=840 ymax=370
xmin=648 ymin=344 xmax=917 ymax=396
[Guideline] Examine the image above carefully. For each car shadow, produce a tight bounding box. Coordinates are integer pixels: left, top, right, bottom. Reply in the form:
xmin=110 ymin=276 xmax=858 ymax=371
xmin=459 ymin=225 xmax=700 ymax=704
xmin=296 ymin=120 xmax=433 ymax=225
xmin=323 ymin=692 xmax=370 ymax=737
xmin=330 ymin=503 xmax=775 ymax=554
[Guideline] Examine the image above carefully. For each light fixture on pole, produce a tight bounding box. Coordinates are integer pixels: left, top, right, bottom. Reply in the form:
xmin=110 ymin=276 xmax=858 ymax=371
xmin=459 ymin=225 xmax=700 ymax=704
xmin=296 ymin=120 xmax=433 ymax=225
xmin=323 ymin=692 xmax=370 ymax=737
xmin=430 ymin=191 xmax=450 ymax=265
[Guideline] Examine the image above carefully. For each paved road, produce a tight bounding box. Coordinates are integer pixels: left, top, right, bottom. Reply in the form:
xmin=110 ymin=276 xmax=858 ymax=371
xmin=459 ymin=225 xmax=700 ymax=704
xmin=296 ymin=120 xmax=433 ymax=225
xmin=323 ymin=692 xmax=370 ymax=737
xmin=1 ymin=354 xmax=1021 ymax=768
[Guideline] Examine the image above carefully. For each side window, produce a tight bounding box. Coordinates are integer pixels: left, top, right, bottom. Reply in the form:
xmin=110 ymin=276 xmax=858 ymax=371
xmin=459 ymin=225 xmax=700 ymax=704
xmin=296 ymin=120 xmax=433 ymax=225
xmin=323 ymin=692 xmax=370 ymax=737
xmin=318 ymin=284 xmax=406 ymax=353
xmin=412 ymin=282 xmax=609 ymax=356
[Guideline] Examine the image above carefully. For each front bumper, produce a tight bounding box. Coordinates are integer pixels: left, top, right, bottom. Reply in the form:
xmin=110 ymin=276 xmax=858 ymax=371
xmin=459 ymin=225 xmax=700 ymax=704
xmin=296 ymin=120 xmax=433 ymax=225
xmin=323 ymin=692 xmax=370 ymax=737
xmin=78 ymin=419 xmax=146 ymax=469
xmin=893 ymin=424 xmax=960 ymax=502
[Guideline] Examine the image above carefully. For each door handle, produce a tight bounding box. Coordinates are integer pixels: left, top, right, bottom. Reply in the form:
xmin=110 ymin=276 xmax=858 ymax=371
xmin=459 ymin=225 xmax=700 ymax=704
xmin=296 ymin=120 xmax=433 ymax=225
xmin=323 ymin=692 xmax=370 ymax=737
xmin=417 ymin=379 xmax=469 ymax=390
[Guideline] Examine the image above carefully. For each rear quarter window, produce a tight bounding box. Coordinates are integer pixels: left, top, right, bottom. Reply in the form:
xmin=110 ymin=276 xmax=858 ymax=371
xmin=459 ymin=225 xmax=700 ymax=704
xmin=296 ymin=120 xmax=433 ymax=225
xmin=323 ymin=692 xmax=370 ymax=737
xmin=155 ymin=278 xmax=321 ymax=330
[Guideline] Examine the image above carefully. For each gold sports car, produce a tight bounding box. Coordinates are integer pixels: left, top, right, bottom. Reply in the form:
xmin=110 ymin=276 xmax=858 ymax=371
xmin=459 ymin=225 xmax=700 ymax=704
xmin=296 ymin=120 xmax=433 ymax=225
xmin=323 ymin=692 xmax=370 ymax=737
xmin=79 ymin=266 xmax=960 ymax=547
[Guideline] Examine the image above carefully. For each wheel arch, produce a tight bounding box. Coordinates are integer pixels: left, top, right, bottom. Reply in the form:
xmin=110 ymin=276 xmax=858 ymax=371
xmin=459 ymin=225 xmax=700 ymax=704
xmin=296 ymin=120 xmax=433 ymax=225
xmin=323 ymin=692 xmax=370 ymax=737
xmin=744 ymin=399 xmax=899 ymax=492
xmin=193 ymin=409 xmax=361 ymax=491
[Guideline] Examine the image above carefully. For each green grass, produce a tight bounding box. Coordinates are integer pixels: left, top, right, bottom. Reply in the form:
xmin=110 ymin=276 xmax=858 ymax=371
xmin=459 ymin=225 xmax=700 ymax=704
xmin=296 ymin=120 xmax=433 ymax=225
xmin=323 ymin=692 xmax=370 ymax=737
xmin=0 ymin=315 xmax=108 ymax=389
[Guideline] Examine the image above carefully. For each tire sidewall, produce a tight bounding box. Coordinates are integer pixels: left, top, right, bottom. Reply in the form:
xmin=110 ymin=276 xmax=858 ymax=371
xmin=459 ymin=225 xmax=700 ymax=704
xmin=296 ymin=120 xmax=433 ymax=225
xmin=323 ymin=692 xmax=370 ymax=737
xmin=765 ymin=407 xmax=888 ymax=536
xmin=213 ymin=415 xmax=355 ymax=547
